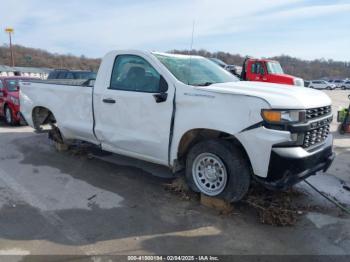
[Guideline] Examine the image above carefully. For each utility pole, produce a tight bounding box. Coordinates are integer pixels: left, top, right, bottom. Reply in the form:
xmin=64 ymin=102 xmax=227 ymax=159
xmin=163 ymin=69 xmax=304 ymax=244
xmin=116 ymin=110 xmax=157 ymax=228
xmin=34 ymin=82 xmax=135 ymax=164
xmin=5 ymin=28 xmax=15 ymax=67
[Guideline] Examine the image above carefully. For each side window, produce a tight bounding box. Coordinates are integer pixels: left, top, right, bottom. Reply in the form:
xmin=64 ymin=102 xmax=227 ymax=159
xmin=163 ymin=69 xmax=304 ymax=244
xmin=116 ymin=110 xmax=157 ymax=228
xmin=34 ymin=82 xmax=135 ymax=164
xmin=110 ymin=55 xmax=161 ymax=92
xmin=256 ymin=63 xmax=265 ymax=74
xmin=57 ymin=72 xmax=66 ymax=79
xmin=251 ymin=62 xmax=264 ymax=74
xmin=251 ymin=63 xmax=256 ymax=74
xmin=66 ymin=72 xmax=74 ymax=79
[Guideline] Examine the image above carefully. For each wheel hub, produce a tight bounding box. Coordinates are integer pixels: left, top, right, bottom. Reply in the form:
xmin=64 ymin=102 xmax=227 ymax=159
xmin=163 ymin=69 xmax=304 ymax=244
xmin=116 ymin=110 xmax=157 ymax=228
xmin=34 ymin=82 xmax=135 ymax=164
xmin=192 ymin=153 xmax=227 ymax=196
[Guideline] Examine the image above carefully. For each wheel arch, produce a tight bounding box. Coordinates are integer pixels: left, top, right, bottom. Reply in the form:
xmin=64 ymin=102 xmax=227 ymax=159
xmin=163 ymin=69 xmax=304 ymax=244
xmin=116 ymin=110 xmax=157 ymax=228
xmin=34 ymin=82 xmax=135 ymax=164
xmin=175 ymin=128 xmax=252 ymax=171
xmin=31 ymin=106 xmax=57 ymax=130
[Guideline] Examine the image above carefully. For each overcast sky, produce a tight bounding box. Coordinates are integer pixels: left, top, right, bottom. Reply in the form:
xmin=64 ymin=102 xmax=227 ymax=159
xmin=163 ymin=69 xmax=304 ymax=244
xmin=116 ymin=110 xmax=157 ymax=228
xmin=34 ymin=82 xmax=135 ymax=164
xmin=1 ymin=0 xmax=350 ymax=61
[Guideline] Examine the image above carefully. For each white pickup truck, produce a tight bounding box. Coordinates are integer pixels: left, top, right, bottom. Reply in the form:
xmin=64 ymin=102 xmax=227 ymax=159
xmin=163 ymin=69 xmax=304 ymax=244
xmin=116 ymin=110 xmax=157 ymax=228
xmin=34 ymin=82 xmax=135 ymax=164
xmin=20 ymin=50 xmax=335 ymax=202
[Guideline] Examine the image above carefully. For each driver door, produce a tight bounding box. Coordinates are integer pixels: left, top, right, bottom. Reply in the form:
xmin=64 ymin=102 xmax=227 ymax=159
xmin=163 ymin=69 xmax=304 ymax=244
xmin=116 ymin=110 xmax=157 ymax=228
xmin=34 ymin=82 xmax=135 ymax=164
xmin=250 ymin=62 xmax=267 ymax=82
xmin=94 ymin=54 xmax=174 ymax=166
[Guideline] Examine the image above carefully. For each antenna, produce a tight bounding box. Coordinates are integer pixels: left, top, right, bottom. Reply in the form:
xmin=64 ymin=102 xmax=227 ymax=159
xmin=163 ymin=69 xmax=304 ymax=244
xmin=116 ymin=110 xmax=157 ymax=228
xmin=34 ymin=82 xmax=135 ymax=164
xmin=190 ymin=20 xmax=195 ymax=55
xmin=187 ymin=19 xmax=196 ymax=84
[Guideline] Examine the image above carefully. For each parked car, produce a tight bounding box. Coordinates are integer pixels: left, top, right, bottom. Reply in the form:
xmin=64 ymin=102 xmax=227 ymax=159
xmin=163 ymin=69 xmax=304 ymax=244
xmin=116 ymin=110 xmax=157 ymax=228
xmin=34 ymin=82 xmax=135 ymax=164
xmin=209 ymin=58 xmax=227 ymax=68
xmin=329 ymin=79 xmax=345 ymax=89
xmin=0 ymin=76 xmax=34 ymax=125
xmin=309 ymin=80 xmax=336 ymax=90
xmin=20 ymin=50 xmax=335 ymax=202
xmin=340 ymin=80 xmax=350 ymax=90
xmin=209 ymin=58 xmax=241 ymax=77
xmin=48 ymin=69 xmax=96 ymax=80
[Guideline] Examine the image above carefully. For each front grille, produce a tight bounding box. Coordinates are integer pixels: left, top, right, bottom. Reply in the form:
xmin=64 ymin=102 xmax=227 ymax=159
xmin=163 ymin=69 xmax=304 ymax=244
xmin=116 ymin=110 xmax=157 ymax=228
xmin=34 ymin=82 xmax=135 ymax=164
xmin=303 ymin=124 xmax=330 ymax=148
xmin=306 ymin=106 xmax=332 ymax=120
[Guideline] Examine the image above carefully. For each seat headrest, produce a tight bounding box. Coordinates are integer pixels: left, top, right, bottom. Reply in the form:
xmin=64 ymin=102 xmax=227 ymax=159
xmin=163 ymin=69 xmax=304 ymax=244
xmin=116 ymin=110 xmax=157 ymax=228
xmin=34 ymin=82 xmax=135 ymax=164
xmin=127 ymin=67 xmax=145 ymax=78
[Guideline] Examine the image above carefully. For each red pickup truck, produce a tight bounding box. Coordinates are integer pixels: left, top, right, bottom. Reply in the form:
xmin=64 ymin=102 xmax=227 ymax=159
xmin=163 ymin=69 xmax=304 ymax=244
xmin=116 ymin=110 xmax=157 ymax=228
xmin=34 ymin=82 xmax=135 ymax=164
xmin=0 ymin=77 xmax=34 ymax=125
xmin=210 ymin=57 xmax=304 ymax=87
xmin=241 ymin=58 xmax=304 ymax=87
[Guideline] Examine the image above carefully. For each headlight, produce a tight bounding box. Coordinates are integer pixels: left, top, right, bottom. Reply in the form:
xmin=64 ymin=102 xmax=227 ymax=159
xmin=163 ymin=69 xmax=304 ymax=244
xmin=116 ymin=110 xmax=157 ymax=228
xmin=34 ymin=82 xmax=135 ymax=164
xmin=261 ymin=109 xmax=305 ymax=123
xmin=10 ymin=96 xmax=20 ymax=105
xmin=293 ymin=78 xmax=304 ymax=87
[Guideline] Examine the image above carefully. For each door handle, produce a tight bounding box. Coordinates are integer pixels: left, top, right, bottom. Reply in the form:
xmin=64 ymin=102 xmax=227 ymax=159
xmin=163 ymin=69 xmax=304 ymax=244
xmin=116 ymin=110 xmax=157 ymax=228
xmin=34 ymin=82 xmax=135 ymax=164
xmin=102 ymin=98 xmax=116 ymax=104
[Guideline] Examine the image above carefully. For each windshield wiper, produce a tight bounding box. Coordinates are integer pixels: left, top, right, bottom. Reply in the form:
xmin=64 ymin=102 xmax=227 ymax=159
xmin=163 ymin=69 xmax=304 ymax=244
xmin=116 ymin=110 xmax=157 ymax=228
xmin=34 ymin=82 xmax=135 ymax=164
xmin=195 ymin=82 xmax=214 ymax=86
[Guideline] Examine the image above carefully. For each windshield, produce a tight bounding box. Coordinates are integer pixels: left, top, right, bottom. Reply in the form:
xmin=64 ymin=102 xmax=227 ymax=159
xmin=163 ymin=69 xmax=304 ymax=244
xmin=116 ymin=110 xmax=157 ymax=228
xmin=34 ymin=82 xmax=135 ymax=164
xmin=154 ymin=53 xmax=239 ymax=86
xmin=266 ymin=61 xmax=284 ymax=74
xmin=5 ymin=80 xmax=19 ymax=92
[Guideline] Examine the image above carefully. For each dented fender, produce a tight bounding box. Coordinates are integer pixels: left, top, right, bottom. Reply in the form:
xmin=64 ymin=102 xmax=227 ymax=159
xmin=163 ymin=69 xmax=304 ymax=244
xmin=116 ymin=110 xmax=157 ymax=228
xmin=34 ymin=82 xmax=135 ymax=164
xmin=236 ymin=127 xmax=291 ymax=178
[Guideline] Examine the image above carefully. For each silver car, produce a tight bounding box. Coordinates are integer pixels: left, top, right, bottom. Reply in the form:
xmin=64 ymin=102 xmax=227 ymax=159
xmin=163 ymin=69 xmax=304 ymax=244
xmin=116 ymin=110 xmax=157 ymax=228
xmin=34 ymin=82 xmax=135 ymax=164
xmin=341 ymin=80 xmax=350 ymax=90
xmin=309 ymin=80 xmax=336 ymax=90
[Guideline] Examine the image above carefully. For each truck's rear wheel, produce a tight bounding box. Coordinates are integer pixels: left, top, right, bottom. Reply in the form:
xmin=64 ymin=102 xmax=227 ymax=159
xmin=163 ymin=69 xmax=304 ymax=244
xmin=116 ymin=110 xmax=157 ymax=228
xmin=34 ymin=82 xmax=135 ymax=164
xmin=186 ymin=139 xmax=251 ymax=202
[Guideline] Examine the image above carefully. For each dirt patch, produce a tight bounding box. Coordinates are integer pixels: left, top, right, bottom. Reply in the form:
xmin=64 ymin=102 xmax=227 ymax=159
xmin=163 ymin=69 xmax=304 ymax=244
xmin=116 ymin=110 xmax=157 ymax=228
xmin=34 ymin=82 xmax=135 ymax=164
xmin=164 ymin=177 xmax=327 ymax=226
xmin=242 ymin=185 xmax=306 ymax=226
xmin=164 ymin=177 xmax=199 ymax=201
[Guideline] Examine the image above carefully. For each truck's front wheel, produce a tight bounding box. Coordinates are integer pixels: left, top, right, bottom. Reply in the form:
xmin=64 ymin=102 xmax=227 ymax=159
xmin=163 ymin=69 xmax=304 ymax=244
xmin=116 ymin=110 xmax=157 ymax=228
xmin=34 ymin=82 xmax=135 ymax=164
xmin=186 ymin=140 xmax=251 ymax=202
xmin=5 ymin=106 xmax=14 ymax=126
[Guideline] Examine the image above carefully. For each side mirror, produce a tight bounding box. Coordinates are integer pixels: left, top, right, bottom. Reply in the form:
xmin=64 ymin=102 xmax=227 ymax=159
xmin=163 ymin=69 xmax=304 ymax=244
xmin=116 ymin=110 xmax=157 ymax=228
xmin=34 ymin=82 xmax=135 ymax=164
xmin=154 ymin=76 xmax=168 ymax=103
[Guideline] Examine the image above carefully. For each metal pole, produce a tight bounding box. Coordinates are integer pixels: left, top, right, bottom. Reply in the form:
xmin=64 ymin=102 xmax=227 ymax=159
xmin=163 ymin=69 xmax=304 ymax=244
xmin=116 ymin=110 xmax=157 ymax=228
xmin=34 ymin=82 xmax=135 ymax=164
xmin=8 ymin=32 xmax=15 ymax=67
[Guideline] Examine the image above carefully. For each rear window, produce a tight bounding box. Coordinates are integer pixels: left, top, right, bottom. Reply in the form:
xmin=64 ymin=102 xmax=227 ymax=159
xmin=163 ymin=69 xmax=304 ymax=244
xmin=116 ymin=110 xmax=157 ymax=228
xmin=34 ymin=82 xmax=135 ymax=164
xmin=48 ymin=71 xmax=96 ymax=80
xmin=73 ymin=72 xmax=96 ymax=79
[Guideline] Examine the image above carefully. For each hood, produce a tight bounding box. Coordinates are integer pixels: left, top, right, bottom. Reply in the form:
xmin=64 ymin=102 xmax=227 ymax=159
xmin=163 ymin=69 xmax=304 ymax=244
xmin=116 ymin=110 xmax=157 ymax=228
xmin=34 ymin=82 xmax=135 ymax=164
xmin=196 ymin=81 xmax=331 ymax=109
xmin=270 ymin=73 xmax=295 ymax=79
xmin=268 ymin=74 xmax=304 ymax=86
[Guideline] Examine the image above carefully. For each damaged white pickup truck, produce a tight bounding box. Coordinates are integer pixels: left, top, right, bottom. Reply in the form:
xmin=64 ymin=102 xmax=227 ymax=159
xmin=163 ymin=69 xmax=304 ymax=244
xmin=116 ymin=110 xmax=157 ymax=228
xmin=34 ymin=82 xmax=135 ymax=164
xmin=20 ymin=50 xmax=335 ymax=201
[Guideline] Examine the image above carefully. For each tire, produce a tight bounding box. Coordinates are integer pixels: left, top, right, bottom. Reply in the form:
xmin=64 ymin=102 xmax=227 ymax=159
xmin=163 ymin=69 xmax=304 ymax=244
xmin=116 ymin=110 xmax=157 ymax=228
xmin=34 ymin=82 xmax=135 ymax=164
xmin=4 ymin=106 xmax=14 ymax=125
xmin=341 ymin=86 xmax=346 ymax=90
xmin=326 ymin=86 xmax=331 ymax=90
xmin=185 ymin=139 xmax=251 ymax=202
xmin=310 ymin=86 xmax=314 ymax=89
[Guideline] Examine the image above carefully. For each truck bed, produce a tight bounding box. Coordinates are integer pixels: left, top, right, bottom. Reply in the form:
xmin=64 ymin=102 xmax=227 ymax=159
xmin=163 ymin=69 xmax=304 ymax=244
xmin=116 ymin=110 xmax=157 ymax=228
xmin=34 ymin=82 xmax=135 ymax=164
xmin=20 ymin=80 xmax=97 ymax=144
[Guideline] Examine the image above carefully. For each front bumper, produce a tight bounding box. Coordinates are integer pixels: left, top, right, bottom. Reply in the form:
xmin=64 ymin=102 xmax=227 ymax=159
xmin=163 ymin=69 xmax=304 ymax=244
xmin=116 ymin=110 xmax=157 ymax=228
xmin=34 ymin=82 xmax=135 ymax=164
xmin=255 ymin=135 xmax=335 ymax=190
